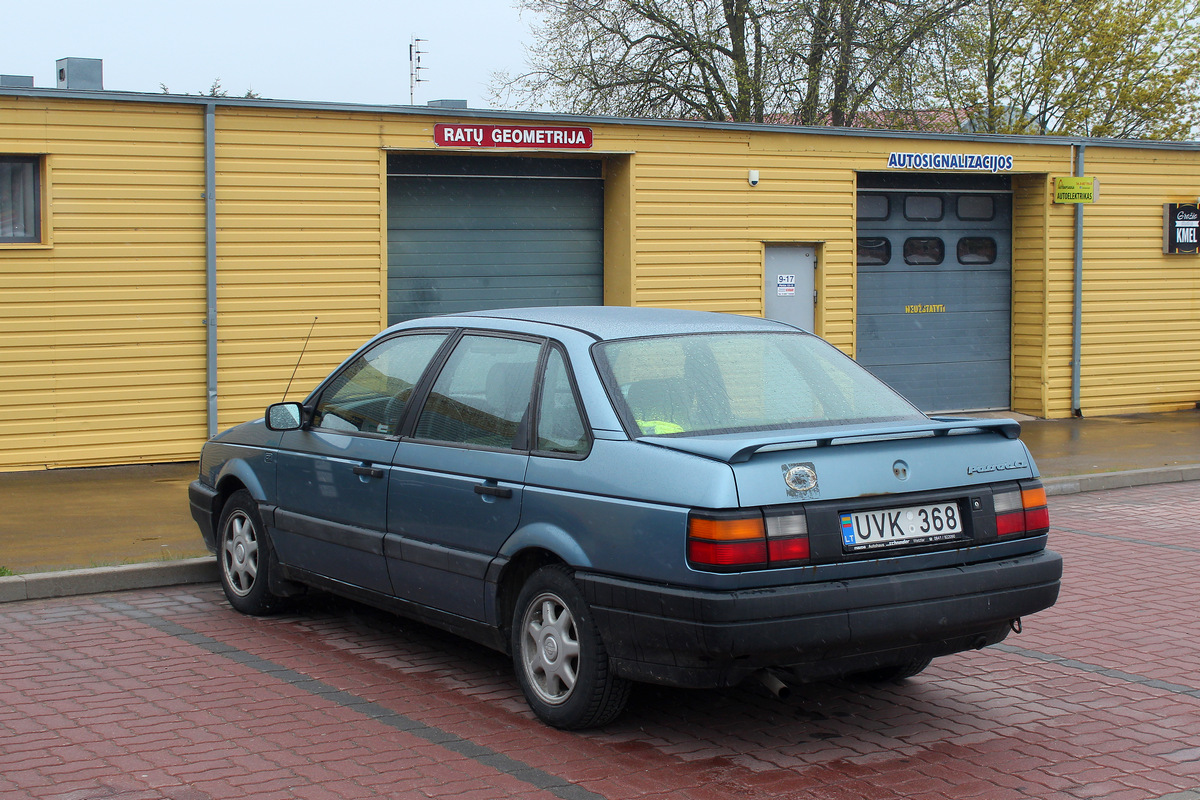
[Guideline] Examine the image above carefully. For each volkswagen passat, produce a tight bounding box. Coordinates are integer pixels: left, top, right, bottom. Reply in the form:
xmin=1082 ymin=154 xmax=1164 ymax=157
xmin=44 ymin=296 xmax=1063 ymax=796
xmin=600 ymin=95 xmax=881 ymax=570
xmin=189 ymin=307 xmax=1061 ymax=729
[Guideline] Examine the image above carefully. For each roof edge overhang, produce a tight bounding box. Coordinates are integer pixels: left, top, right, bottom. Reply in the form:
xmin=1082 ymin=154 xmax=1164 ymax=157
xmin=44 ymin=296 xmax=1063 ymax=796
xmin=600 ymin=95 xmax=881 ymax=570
xmin=2 ymin=86 xmax=1198 ymax=151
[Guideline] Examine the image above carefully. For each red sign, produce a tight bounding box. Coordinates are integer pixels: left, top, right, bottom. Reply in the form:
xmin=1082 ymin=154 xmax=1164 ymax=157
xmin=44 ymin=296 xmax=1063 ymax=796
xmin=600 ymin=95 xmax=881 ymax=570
xmin=434 ymin=123 xmax=593 ymax=149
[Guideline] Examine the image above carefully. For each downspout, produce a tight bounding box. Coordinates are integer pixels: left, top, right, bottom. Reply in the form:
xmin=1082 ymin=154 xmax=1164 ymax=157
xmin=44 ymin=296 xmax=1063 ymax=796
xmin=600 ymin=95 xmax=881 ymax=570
xmin=204 ymin=102 xmax=218 ymax=437
xmin=1070 ymin=143 xmax=1085 ymax=416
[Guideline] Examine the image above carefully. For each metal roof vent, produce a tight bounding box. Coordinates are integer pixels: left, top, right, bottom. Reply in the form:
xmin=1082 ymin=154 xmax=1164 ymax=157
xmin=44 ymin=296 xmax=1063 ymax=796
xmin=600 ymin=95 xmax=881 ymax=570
xmin=427 ymin=99 xmax=468 ymax=109
xmin=57 ymin=58 xmax=103 ymax=90
xmin=1 ymin=75 xmax=35 ymax=88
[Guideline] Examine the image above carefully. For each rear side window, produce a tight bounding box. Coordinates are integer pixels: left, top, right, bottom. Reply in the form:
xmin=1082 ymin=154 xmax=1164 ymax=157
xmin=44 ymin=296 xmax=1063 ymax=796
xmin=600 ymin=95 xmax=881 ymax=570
xmin=313 ymin=333 xmax=448 ymax=435
xmin=535 ymin=348 xmax=589 ymax=456
xmin=415 ymin=334 xmax=542 ymax=449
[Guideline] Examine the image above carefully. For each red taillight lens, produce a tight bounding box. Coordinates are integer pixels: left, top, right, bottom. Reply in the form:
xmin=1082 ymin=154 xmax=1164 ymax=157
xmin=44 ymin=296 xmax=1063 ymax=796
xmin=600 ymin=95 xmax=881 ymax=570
xmin=687 ymin=513 xmax=767 ymax=569
xmin=768 ymin=536 xmax=810 ymax=562
xmin=994 ymin=480 xmax=1049 ymax=537
xmin=688 ymin=510 xmax=811 ymax=571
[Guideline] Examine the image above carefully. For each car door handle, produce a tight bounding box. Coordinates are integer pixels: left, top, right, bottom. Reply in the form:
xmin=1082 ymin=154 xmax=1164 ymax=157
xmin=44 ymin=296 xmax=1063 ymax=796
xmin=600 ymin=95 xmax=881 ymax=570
xmin=474 ymin=483 xmax=513 ymax=499
xmin=352 ymin=464 xmax=385 ymax=479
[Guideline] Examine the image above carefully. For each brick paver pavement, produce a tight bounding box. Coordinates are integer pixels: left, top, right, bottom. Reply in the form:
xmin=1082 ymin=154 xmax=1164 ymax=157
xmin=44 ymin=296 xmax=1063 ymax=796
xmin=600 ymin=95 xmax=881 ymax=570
xmin=2 ymin=482 xmax=1198 ymax=799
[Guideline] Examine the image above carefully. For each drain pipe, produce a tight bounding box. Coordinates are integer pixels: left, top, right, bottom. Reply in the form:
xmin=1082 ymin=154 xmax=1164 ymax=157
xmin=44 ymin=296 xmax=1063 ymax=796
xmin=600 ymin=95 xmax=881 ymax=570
xmin=204 ymin=101 xmax=218 ymax=438
xmin=1070 ymin=143 xmax=1085 ymax=417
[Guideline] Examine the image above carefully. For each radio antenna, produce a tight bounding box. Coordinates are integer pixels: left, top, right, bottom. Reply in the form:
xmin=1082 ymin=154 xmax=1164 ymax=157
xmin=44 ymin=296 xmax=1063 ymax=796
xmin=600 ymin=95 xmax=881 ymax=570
xmin=283 ymin=316 xmax=318 ymax=400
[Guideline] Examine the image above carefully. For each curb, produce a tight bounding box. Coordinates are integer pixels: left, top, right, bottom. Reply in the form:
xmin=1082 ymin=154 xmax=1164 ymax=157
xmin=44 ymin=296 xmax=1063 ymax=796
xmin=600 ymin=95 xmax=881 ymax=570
xmin=1042 ymin=464 xmax=1200 ymax=496
xmin=0 ymin=557 xmax=218 ymax=604
xmin=3 ymin=465 xmax=1198 ymax=604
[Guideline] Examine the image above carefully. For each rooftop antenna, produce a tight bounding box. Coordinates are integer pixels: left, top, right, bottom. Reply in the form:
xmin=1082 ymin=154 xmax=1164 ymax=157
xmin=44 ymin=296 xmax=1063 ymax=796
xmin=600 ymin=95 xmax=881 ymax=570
xmin=409 ymin=36 xmax=428 ymax=105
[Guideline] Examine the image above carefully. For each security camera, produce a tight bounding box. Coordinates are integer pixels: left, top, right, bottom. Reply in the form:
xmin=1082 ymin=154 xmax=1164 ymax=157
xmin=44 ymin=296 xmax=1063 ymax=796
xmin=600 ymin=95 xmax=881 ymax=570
xmin=748 ymin=169 xmax=760 ymax=186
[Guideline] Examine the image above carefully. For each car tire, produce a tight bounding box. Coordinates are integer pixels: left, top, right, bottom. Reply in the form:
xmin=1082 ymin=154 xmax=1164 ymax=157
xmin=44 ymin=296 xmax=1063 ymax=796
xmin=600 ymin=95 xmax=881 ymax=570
xmin=511 ymin=565 xmax=631 ymax=730
xmin=851 ymin=656 xmax=933 ymax=683
xmin=216 ymin=489 xmax=281 ymax=616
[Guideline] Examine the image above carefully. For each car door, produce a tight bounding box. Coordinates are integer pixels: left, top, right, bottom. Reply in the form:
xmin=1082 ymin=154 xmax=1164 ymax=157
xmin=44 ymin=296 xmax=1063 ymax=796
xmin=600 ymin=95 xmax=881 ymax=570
xmin=386 ymin=332 xmax=542 ymax=620
xmin=271 ymin=331 xmax=450 ymax=594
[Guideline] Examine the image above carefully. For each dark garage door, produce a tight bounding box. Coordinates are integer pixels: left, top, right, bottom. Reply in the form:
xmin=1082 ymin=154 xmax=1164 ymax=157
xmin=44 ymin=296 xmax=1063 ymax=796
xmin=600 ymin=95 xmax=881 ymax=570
xmin=387 ymin=155 xmax=603 ymax=325
xmin=856 ymin=186 xmax=1012 ymax=412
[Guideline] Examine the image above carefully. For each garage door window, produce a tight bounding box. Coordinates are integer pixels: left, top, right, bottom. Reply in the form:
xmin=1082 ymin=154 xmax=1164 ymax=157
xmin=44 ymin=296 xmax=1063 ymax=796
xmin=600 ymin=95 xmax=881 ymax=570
xmin=857 ymin=237 xmax=891 ymax=266
xmin=958 ymin=237 xmax=997 ymax=264
xmin=957 ymin=195 xmax=995 ymax=220
xmin=858 ymin=195 xmax=889 ymax=220
xmin=904 ymin=237 xmax=945 ymax=265
xmin=904 ymin=196 xmax=943 ymax=221
xmin=1 ymin=156 xmax=40 ymax=244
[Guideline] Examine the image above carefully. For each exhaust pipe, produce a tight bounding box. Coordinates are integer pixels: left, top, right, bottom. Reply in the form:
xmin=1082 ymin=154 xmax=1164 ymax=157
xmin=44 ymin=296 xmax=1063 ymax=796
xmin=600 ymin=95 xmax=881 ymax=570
xmin=753 ymin=669 xmax=791 ymax=700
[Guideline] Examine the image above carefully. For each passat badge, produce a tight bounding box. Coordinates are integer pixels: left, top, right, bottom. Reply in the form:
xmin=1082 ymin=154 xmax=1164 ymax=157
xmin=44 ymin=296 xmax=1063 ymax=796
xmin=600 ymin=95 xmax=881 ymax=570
xmin=782 ymin=462 xmax=819 ymax=498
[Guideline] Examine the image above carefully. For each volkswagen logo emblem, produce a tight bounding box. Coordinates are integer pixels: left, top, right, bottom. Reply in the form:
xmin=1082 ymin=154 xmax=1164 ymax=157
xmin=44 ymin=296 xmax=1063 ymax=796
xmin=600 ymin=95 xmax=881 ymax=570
xmin=783 ymin=463 xmax=818 ymax=494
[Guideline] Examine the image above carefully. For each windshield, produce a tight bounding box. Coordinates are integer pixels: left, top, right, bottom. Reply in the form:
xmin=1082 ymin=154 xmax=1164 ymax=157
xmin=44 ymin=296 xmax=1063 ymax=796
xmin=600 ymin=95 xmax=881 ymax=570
xmin=594 ymin=331 xmax=926 ymax=437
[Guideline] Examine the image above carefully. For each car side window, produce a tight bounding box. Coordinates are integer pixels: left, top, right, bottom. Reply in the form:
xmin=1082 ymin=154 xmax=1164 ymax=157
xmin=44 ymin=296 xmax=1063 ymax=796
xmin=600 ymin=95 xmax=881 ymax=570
xmin=414 ymin=334 xmax=542 ymax=449
xmin=535 ymin=348 xmax=589 ymax=456
xmin=312 ymin=333 xmax=448 ymax=435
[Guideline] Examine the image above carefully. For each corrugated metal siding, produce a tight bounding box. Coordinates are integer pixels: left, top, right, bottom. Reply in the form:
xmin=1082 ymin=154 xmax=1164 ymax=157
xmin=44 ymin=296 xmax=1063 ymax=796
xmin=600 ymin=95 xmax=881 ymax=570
xmin=213 ymin=108 xmax=392 ymax=428
xmin=1011 ymin=174 xmax=1055 ymax=416
xmin=4 ymin=95 xmax=1200 ymax=471
xmin=0 ymin=97 xmax=208 ymax=469
xmin=626 ymin=129 xmax=858 ymax=351
xmin=1077 ymin=148 xmax=1200 ymax=415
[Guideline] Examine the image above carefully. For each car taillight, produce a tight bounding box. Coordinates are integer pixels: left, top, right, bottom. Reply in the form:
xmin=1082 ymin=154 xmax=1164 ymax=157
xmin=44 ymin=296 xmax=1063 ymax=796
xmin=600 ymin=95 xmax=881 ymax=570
xmin=765 ymin=510 xmax=810 ymax=565
xmin=687 ymin=510 xmax=810 ymax=571
xmin=994 ymin=480 xmax=1049 ymax=538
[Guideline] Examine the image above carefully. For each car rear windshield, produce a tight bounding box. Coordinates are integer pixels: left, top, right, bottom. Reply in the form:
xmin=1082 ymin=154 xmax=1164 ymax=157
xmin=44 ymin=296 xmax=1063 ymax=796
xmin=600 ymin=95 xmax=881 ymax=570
xmin=594 ymin=331 xmax=925 ymax=436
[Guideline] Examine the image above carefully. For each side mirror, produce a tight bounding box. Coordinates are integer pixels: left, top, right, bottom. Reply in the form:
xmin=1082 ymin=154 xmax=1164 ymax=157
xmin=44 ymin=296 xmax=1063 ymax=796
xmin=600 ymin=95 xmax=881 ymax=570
xmin=265 ymin=401 xmax=305 ymax=431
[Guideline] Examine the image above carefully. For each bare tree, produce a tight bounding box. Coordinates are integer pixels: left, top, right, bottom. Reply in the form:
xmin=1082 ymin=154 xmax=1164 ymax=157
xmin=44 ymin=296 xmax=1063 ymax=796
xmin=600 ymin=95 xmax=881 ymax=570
xmin=495 ymin=0 xmax=970 ymax=125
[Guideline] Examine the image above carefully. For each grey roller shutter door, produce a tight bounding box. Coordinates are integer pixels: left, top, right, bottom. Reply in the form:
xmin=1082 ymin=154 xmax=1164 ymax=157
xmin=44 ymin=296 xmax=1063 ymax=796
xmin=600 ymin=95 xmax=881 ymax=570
xmin=856 ymin=190 xmax=1012 ymax=413
xmin=387 ymin=155 xmax=603 ymax=324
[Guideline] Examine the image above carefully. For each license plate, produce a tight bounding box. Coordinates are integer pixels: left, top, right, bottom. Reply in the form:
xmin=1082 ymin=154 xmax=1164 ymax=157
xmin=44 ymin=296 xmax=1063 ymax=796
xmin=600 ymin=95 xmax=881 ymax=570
xmin=840 ymin=502 xmax=963 ymax=551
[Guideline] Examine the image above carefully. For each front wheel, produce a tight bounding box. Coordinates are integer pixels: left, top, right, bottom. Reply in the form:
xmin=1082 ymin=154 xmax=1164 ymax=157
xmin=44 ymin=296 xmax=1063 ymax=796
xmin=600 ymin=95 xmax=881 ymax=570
xmin=511 ymin=565 xmax=631 ymax=729
xmin=217 ymin=489 xmax=282 ymax=616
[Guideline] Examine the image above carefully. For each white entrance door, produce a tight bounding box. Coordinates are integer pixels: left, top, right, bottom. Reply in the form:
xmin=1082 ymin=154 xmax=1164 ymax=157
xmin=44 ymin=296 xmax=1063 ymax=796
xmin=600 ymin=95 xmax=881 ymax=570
xmin=764 ymin=245 xmax=816 ymax=331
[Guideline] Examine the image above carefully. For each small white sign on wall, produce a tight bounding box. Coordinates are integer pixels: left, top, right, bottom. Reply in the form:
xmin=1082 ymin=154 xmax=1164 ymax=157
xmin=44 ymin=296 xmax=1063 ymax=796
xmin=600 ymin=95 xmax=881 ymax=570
xmin=777 ymin=274 xmax=796 ymax=297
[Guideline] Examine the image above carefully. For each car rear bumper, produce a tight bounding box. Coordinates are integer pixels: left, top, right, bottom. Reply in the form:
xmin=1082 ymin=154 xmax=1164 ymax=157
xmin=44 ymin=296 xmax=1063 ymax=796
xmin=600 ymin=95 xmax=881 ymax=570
xmin=577 ymin=548 xmax=1063 ymax=688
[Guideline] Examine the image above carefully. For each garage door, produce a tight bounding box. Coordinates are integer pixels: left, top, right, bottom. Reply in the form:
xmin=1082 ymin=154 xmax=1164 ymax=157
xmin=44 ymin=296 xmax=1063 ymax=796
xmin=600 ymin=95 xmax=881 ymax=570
xmin=856 ymin=187 xmax=1012 ymax=412
xmin=387 ymin=155 xmax=603 ymax=325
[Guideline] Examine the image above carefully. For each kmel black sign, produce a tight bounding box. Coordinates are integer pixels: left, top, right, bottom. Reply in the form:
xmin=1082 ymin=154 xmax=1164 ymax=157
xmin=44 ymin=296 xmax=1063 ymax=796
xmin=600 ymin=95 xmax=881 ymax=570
xmin=1164 ymin=203 xmax=1200 ymax=254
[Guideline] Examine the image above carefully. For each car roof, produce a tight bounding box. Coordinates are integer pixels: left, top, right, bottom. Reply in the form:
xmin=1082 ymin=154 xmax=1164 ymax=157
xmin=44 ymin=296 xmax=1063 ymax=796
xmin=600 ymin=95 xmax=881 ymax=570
xmin=424 ymin=306 xmax=799 ymax=341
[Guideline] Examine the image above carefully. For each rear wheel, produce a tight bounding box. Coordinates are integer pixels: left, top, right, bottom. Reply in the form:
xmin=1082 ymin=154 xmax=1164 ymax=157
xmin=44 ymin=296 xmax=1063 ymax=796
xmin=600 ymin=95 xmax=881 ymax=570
xmin=217 ymin=489 xmax=281 ymax=615
xmin=511 ymin=565 xmax=631 ymax=729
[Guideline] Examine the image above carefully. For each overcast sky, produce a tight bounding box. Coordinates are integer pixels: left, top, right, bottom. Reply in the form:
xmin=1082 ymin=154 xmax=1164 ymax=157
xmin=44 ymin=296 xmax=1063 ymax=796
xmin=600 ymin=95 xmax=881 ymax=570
xmin=2 ymin=0 xmax=537 ymax=108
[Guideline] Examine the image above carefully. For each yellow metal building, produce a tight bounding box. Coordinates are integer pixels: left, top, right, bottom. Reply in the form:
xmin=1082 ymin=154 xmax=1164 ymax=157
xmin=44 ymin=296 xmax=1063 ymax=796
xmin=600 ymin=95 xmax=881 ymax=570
xmin=1 ymin=88 xmax=1198 ymax=470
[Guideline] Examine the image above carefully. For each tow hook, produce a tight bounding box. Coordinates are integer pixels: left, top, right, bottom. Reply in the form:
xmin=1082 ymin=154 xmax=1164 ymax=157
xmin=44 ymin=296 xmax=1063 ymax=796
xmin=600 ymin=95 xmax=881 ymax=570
xmin=1010 ymin=617 xmax=1023 ymax=634
xmin=753 ymin=669 xmax=792 ymax=700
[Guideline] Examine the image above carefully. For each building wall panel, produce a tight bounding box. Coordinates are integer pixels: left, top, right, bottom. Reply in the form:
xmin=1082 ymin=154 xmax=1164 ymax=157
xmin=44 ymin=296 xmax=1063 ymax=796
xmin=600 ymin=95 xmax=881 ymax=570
xmin=4 ymin=93 xmax=1200 ymax=470
xmin=1077 ymin=147 xmax=1200 ymax=415
xmin=0 ymin=96 xmax=207 ymax=469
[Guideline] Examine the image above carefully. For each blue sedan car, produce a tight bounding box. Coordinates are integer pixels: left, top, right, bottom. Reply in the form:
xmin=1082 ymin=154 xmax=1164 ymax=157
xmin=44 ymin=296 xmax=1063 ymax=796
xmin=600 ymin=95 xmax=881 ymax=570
xmin=189 ymin=306 xmax=1061 ymax=729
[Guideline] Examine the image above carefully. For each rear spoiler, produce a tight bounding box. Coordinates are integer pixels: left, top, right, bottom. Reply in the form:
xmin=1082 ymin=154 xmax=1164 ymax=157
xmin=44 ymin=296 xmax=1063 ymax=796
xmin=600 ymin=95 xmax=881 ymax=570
xmin=637 ymin=417 xmax=1021 ymax=464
